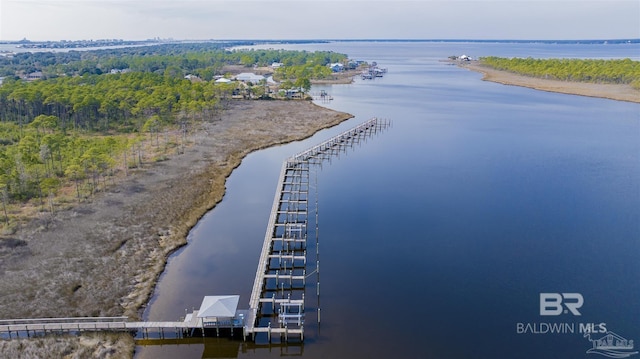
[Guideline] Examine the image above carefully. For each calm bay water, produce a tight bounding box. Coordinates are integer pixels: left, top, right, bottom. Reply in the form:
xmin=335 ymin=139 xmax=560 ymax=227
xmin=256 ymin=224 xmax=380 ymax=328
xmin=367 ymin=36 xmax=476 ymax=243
xmin=137 ymin=41 xmax=639 ymax=358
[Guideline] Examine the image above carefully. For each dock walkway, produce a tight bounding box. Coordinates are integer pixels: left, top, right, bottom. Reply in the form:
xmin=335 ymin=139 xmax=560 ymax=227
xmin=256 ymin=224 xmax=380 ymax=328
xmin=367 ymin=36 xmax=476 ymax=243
xmin=0 ymin=118 xmax=390 ymax=343
xmin=245 ymin=117 xmax=390 ymax=341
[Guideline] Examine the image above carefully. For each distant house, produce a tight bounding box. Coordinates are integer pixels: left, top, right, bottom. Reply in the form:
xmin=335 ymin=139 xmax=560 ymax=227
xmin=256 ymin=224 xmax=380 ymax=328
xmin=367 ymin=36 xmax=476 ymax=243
xmin=283 ymin=88 xmax=304 ymax=99
xmin=26 ymin=71 xmax=44 ymax=81
xmin=347 ymin=60 xmax=360 ymax=70
xmin=328 ymin=63 xmax=344 ymax=72
xmin=109 ymin=68 xmax=131 ymax=74
xmin=235 ymin=72 xmax=265 ymax=83
xmin=214 ymin=77 xmax=232 ymax=83
xmin=271 ymin=62 xmax=284 ymax=68
xmin=184 ymin=74 xmax=203 ymax=82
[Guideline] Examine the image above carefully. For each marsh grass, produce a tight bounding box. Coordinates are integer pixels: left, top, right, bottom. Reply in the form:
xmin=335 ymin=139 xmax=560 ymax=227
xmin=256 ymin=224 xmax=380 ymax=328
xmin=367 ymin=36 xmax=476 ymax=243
xmin=0 ymin=332 xmax=134 ymax=359
xmin=0 ymin=101 xmax=352 ymax=358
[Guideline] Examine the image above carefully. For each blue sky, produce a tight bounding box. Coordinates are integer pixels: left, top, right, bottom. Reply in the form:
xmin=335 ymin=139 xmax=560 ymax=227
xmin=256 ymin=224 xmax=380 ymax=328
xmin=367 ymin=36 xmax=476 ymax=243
xmin=1 ymin=0 xmax=638 ymax=41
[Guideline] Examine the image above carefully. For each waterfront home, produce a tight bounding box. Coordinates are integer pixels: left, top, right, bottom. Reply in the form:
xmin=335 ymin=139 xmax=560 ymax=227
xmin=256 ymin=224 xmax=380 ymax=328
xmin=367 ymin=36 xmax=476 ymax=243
xmin=26 ymin=71 xmax=44 ymax=81
xmin=235 ymin=72 xmax=266 ymax=83
xmin=328 ymin=63 xmax=344 ymax=72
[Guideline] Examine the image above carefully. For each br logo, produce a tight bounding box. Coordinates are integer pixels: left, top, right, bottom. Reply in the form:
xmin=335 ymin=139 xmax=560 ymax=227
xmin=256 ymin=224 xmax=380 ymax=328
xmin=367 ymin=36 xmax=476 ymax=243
xmin=540 ymin=293 xmax=584 ymax=316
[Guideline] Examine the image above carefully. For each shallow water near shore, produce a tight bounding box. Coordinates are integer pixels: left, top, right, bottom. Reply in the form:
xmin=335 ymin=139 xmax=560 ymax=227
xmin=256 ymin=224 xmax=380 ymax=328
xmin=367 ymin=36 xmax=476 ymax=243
xmin=136 ymin=41 xmax=640 ymax=358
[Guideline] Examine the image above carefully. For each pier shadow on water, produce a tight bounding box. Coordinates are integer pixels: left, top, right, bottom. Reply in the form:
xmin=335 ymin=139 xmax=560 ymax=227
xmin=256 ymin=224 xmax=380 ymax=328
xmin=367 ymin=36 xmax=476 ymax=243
xmin=136 ymin=337 xmax=304 ymax=358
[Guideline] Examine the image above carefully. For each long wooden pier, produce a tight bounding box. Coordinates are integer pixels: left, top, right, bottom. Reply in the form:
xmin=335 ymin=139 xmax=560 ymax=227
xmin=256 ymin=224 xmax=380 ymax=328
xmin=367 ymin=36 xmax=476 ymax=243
xmin=245 ymin=117 xmax=390 ymax=342
xmin=0 ymin=118 xmax=390 ymax=343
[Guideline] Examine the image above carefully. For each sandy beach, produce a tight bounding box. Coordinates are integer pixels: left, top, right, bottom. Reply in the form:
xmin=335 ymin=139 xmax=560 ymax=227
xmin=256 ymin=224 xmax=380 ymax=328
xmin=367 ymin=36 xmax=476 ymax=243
xmin=0 ymin=100 xmax=352 ymax=358
xmin=458 ymin=61 xmax=640 ymax=103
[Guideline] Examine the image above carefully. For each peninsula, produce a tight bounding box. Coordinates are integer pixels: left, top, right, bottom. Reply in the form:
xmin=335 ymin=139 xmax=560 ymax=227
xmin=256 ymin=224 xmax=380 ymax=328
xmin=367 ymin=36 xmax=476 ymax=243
xmin=457 ymin=59 xmax=640 ymax=103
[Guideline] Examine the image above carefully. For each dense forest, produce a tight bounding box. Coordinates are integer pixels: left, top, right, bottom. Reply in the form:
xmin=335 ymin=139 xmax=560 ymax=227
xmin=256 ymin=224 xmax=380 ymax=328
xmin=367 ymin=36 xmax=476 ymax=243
xmin=0 ymin=73 xmax=233 ymax=132
xmin=479 ymin=57 xmax=640 ymax=89
xmin=0 ymin=41 xmax=343 ymax=78
xmin=0 ymin=43 xmax=350 ymax=227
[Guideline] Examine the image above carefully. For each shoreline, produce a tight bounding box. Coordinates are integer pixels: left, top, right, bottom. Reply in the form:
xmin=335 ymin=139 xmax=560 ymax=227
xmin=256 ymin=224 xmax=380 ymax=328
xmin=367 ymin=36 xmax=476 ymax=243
xmin=124 ymin=101 xmax=354 ymax=315
xmin=0 ymin=100 xmax=353 ymax=358
xmin=310 ymin=69 xmax=361 ymax=84
xmin=457 ymin=61 xmax=640 ymax=103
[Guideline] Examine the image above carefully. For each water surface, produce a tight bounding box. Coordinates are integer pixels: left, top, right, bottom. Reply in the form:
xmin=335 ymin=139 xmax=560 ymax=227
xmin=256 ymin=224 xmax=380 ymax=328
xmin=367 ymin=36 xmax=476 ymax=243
xmin=137 ymin=41 xmax=640 ymax=359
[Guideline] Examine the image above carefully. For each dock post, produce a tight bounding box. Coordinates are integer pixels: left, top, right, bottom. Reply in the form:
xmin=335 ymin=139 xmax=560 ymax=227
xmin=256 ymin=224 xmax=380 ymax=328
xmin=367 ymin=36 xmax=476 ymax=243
xmin=268 ymin=322 xmax=271 ymax=342
xmin=284 ymin=324 xmax=288 ymax=343
xmin=242 ymin=118 xmax=389 ymax=346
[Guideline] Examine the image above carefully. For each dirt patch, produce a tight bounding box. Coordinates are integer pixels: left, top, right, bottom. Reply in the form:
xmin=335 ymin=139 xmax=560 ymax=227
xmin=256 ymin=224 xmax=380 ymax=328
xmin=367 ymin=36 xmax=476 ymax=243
xmin=0 ymin=100 xmax=352 ymax=356
xmin=457 ymin=61 xmax=640 ymax=103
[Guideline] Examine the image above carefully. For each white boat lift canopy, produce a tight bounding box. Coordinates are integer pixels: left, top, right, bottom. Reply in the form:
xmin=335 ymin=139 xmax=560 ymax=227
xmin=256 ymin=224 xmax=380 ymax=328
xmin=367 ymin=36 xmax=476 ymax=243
xmin=197 ymin=295 xmax=240 ymax=319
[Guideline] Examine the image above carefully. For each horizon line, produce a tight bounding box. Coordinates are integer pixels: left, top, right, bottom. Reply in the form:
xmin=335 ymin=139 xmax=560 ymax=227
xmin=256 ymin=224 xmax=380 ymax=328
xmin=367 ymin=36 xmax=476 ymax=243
xmin=1 ymin=38 xmax=639 ymax=43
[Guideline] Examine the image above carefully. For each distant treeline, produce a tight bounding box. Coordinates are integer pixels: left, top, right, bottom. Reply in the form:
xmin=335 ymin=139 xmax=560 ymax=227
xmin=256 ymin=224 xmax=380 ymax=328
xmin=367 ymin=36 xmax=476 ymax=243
xmin=0 ymin=42 xmax=347 ymax=80
xmin=0 ymin=43 xmax=349 ymax=221
xmin=479 ymin=57 xmax=640 ymax=88
xmin=0 ymin=46 xmax=348 ymax=133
